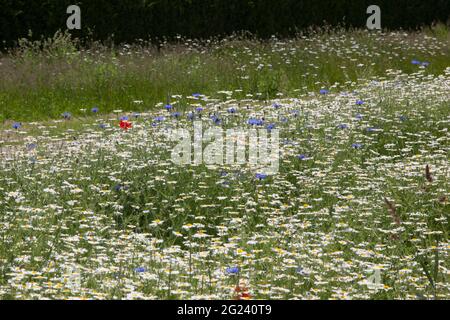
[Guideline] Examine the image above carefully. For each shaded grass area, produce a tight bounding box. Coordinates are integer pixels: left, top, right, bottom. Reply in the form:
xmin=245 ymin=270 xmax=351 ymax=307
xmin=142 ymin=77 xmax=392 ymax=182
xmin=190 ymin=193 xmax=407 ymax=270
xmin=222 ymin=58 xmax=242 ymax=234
xmin=1 ymin=26 xmax=449 ymax=123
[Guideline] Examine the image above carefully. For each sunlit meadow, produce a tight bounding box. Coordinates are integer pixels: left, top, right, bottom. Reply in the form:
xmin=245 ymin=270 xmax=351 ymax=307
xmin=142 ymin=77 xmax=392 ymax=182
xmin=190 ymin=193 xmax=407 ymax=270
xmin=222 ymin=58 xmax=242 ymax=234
xmin=0 ymin=27 xmax=449 ymax=300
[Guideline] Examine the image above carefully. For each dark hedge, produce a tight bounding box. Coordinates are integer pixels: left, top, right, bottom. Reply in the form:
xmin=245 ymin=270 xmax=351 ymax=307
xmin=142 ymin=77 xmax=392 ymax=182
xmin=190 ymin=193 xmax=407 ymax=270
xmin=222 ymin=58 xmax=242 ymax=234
xmin=1 ymin=0 xmax=449 ymax=46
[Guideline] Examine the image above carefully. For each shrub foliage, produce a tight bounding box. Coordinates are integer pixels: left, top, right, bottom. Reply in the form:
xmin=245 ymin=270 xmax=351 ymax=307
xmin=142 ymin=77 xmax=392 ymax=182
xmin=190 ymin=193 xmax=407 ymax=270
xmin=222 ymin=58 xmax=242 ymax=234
xmin=1 ymin=0 xmax=449 ymax=47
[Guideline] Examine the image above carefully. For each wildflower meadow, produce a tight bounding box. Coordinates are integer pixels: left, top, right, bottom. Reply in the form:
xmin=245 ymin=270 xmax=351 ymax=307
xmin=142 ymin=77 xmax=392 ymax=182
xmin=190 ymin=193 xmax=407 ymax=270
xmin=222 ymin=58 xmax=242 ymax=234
xmin=0 ymin=23 xmax=449 ymax=301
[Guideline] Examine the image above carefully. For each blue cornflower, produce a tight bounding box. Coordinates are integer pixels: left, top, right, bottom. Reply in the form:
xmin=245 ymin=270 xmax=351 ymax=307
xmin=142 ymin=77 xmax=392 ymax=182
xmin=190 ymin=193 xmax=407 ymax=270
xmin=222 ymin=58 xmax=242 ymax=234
xmin=352 ymin=143 xmax=363 ymax=149
xmin=114 ymin=184 xmax=128 ymax=191
xmin=165 ymin=104 xmax=173 ymax=110
xmin=196 ymin=107 xmax=204 ymax=112
xmin=355 ymin=113 xmax=363 ymax=120
xmin=187 ymin=112 xmax=195 ymax=120
xmin=171 ymin=112 xmax=181 ymax=118
xmin=225 ymin=267 xmax=239 ymax=274
xmin=248 ymin=118 xmax=264 ymax=126
xmin=337 ymin=124 xmax=348 ymax=129
xmin=411 ymin=59 xmax=421 ymax=65
xmin=120 ymin=116 xmax=129 ymax=121
xmin=296 ymin=267 xmax=309 ymax=276
xmin=210 ymin=114 xmax=221 ymax=124
xmin=99 ymin=123 xmax=107 ymax=129
xmin=255 ymin=173 xmax=268 ymax=180
xmin=297 ymin=154 xmax=308 ymax=160
xmin=26 ymin=143 xmax=37 ymax=151
xmin=266 ymin=123 xmax=275 ymax=131
xmin=220 ymin=171 xmax=228 ymax=177
xmin=227 ymin=107 xmax=236 ymax=113
xmin=272 ymin=103 xmax=281 ymax=109
xmin=91 ymin=107 xmax=99 ymax=113
xmin=154 ymin=116 xmax=165 ymax=122
xmin=12 ymin=122 xmax=22 ymax=129
xmin=319 ymin=89 xmax=329 ymax=95
xmin=62 ymin=112 xmax=71 ymax=120
xmin=421 ymin=61 xmax=430 ymax=67
xmin=192 ymin=93 xmax=201 ymax=98
xmin=356 ymin=100 xmax=364 ymax=105
xmin=135 ymin=267 xmax=146 ymax=273
xmin=366 ymin=127 xmax=377 ymax=132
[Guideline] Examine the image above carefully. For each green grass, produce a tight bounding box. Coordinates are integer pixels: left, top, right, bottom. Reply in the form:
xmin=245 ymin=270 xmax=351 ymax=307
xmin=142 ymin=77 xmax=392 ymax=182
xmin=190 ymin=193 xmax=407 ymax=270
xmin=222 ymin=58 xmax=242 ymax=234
xmin=1 ymin=26 xmax=449 ymax=123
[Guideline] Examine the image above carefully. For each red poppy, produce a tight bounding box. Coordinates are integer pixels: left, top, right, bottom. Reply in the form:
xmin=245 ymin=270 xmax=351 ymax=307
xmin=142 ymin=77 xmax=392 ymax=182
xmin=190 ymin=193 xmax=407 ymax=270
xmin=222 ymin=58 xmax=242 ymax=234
xmin=233 ymin=285 xmax=252 ymax=300
xmin=119 ymin=120 xmax=132 ymax=130
xmin=240 ymin=292 xmax=252 ymax=299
